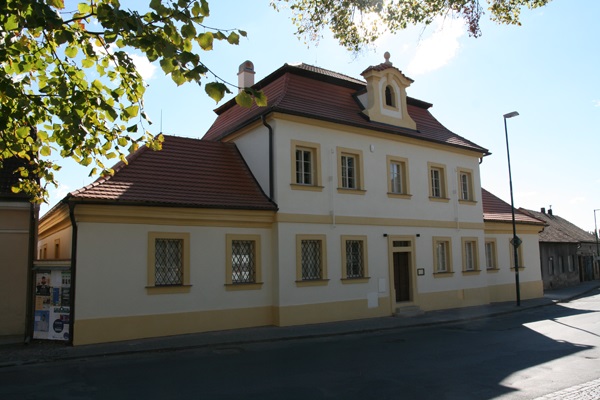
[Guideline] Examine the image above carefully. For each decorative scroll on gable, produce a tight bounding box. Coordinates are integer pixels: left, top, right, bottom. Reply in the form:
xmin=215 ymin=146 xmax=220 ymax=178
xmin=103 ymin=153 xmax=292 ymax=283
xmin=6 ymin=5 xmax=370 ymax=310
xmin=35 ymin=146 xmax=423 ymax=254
xmin=359 ymin=52 xmax=417 ymax=130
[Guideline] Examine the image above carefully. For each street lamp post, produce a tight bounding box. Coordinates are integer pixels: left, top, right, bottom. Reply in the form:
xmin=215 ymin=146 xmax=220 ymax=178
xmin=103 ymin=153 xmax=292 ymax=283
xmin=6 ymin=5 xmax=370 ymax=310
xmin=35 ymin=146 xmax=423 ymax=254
xmin=504 ymin=111 xmax=521 ymax=306
xmin=594 ymin=209 xmax=600 ymax=269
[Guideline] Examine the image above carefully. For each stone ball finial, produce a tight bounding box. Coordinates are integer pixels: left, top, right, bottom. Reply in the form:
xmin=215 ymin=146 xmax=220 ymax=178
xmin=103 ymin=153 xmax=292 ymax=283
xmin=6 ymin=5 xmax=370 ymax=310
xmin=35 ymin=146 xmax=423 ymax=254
xmin=384 ymin=51 xmax=392 ymax=65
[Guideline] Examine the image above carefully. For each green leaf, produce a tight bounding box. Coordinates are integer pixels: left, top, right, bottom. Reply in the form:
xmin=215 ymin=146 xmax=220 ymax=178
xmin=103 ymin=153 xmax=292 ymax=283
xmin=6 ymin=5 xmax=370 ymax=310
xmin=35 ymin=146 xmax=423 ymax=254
xmin=16 ymin=126 xmax=30 ymax=139
xmin=200 ymin=0 xmax=210 ymax=16
xmin=48 ymin=0 xmax=65 ymax=8
xmin=40 ymin=146 xmax=52 ymax=156
xmin=123 ymin=105 xmax=139 ymax=119
xmin=5 ymin=15 xmax=19 ymax=31
xmin=205 ymin=82 xmax=227 ymax=103
xmin=227 ymin=32 xmax=240 ymax=45
xmin=65 ymin=46 xmax=78 ymax=58
xmin=198 ymin=32 xmax=213 ymax=50
xmin=181 ymin=24 xmax=196 ymax=38
xmin=254 ymin=91 xmax=268 ymax=107
xmin=78 ymin=3 xmax=92 ymax=13
xmin=82 ymin=58 xmax=95 ymax=68
xmin=235 ymin=90 xmax=253 ymax=108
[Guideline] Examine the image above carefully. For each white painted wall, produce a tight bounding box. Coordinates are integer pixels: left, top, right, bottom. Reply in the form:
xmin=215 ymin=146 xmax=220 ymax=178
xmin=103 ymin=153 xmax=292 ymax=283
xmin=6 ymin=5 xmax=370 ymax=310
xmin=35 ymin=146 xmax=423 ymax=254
xmin=74 ymin=222 xmax=273 ymax=319
xmin=270 ymin=119 xmax=484 ymax=224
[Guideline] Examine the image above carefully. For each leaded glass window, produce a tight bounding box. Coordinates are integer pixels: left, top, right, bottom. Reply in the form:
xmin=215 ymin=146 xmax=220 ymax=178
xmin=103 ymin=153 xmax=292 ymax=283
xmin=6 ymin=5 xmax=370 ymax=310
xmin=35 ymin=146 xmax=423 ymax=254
xmin=155 ymin=239 xmax=183 ymax=286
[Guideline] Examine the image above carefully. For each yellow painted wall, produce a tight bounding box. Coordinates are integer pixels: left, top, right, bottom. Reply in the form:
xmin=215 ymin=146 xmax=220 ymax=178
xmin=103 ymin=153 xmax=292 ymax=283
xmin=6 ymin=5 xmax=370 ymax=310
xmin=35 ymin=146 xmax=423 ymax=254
xmin=0 ymin=203 xmax=31 ymax=336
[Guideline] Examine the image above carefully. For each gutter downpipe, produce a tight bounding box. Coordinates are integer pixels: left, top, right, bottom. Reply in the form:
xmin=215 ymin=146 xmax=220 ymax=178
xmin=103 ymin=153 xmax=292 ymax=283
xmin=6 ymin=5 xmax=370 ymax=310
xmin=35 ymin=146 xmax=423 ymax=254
xmin=261 ymin=114 xmax=275 ymax=201
xmin=68 ymin=201 xmax=78 ymax=346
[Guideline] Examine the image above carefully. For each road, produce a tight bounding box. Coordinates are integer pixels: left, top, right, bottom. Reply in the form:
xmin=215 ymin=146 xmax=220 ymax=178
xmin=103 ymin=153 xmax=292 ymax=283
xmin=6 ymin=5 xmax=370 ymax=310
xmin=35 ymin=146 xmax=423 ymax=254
xmin=1 ymin=292 xmax=599 ymax=400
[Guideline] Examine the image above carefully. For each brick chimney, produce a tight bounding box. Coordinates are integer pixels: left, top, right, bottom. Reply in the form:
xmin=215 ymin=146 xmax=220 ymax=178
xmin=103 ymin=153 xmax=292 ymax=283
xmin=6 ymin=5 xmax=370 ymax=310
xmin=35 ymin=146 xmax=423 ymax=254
xmin=237 ymin=60 xmax=255 ymax=92
xmin=541 ymin=207 xmax=546 ymax=214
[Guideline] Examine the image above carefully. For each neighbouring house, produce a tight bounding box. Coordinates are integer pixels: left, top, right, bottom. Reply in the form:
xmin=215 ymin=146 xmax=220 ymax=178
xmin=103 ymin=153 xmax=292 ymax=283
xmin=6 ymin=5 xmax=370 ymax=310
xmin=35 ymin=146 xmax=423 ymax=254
xmin=521 ymin=207 xmax=598 ymax=289
xmin=37 ymin=56 xmax=546 ymax=345
xmin=0 ymin=157 xmax=37 ymax=340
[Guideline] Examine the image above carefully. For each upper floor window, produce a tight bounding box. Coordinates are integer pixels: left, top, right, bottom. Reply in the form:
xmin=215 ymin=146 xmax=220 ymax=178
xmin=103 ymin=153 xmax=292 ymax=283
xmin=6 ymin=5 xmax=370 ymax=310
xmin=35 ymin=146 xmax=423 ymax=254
xmin=291 ymin=140 xmax=322 ymax=191
xmin=385 ymin=85 xmax=396 ymax=108
xmin=428 ymin=162 xmax=448 ymax=200
xmin=387 ymin=156 xmax=410 ymax=197
xmin=458 ymin=168 xmax=475 ymax=202
xmin=337 ymin=147 xmax=365 ymax=194
xmin=296 ymin=148 xmax=313 ymax=185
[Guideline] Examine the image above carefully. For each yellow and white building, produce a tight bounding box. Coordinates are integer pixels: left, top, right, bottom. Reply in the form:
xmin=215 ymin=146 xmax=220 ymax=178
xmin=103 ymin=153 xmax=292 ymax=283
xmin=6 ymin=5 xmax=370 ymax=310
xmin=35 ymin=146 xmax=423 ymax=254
xmin=38 ymin=58 xmax=545 ymax=345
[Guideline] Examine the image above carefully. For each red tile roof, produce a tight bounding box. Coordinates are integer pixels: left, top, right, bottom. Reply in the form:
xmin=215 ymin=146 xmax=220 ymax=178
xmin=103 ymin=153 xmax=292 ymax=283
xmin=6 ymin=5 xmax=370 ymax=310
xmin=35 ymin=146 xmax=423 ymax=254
xmin=68 ymin=136 xmax=276 ymax=210
xmin=481 ymin=189 xmax=544 ymax=225
xmin=203 ymin=63 xmax=489 ymax=155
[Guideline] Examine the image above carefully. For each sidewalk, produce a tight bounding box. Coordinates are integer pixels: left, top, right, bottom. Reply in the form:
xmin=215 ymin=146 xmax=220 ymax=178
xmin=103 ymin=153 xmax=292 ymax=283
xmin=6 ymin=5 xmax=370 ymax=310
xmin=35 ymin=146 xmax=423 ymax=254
xmin=1 ymin=281 xmax=598 ymax=369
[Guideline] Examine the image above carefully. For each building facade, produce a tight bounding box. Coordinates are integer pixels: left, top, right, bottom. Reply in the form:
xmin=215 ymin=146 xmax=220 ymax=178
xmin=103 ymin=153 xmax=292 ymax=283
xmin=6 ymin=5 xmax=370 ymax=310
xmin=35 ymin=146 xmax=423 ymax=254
xmin=37 ymin=58 xmax=545 ymax=345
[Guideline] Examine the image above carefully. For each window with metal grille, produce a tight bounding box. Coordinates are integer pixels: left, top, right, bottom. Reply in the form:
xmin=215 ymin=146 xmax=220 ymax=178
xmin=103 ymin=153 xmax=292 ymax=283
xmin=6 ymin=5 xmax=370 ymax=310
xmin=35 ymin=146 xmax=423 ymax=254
xmin=341 ymin=155 xmax=357 ymax=189
xmin=485 ymin=241 xmax=496 ymax=270
xmin=231 ymin=240 xmax=256 ymax=283
xmin=301 ymin=240 xmax=322 ymax=280
xmin=155 ymin=239 xmax=183 ymax=286
xmin=295 ymin=148 xmax=313 ymax=185
xmin=345 ymin=240 xmax=364 ymax=278
xmin=431 ymin=168 xmax=442 ymax=198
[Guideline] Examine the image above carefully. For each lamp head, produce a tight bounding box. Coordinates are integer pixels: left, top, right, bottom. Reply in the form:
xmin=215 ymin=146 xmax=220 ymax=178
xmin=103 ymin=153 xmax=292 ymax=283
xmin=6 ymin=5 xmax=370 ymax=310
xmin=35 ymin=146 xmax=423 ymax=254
xmin=503 ymin=111 xmax=519 ymax=119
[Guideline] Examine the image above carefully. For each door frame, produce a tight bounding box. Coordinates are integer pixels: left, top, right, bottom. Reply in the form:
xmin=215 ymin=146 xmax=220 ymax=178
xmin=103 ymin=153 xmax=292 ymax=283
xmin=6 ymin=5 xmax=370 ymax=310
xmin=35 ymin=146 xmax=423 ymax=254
xmin=387 ymin=235 xmax=418 ymax=313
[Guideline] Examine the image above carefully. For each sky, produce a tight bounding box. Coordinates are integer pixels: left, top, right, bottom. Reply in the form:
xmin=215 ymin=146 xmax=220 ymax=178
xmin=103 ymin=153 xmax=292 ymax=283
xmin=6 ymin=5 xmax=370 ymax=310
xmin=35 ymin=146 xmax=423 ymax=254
xmin=42 ymin=0 xmax=600 ymax=233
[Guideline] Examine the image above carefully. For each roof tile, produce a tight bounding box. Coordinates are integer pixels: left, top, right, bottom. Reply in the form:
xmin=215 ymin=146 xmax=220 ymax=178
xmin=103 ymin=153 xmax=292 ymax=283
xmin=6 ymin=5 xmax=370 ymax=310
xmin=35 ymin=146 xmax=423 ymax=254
xmin=69 ymin=136 xmax=276 ymax=210
xmin=203 ymin=64 xmax=488 ymax=155
xmin=481 ymin=189 xmax=544 ymax=225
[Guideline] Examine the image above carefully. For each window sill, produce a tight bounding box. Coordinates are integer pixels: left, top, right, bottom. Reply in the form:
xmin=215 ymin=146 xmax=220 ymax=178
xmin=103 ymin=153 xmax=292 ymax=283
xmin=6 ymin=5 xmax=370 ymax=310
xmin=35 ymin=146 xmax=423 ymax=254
xmin=462 ymin=270 xmax=481 ymax=276
xmin=458 ymin=199 xmax=478 ymax=206
xmin=387 ymin=193 xmax=412 ymax=199
xmin=486 ymin=268 xmax=500 ymax=273
xmin=146 ymin=284 xmax=192 ymax=295
xmin=433 ymin=272 xmax=454 ymax=278
xmin=510 ymin=266 xmax=526 ymax=271
xmin=429 ymin=197 xmax=450 ymax=203
xmin=341 ymin=277 xmax=370 ymax=284
xmin=295 ymin=279 xmax=329 ymax=287
xmin=290 ymin=183 xmax=324 ymax=192
xmin=337 ymin=188 xmax=366 ymax=195
xmin=225 ymin=282 xmax=264 ymax=291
